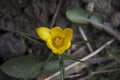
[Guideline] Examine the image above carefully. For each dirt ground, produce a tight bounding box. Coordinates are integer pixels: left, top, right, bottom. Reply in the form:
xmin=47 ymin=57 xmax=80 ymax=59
xmin=0 ymin=0 xmax=120 ymax=80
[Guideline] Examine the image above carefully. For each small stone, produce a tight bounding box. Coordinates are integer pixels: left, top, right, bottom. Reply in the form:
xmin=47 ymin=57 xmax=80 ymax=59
xmin=24 ymin=6 xmax=35 ymax=19
xmin=82 ymin=0 xmax=113 ymax=15
xmin=0 ymin=33 xmax=26 ymax=60
xmin=111 ymin=12 xmax=120 ymax=27
xmin=86 ymin=1 xmax=94 ymax=12
xmin=32 ymin=0 xmax=40 ymax=18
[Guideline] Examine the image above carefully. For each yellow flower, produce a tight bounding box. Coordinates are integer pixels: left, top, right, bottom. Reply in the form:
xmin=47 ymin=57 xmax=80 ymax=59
xmin=36 ymin=26 xmax=73 ymax=55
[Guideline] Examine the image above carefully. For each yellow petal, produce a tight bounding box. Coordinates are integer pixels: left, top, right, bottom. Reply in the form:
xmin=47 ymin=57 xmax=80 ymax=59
xmin=63 ymin=40 xmax=71 ymax=50
xmin=63 ymin=28 xmax=73 ymax=49
xmin=46 ymin=38 xmax=53 ymax=49
xmin=53 ymin=49 xmax=65 ymax=55
xmin=51 ymin=26 xmax=64 ymax=38
xmin=64 ymin=28 xmax=73 ymax=40
xmin=50 ymin=45 xmax=65 ymax=55
xmin=36 ymin=27 xmax=51 ymax=41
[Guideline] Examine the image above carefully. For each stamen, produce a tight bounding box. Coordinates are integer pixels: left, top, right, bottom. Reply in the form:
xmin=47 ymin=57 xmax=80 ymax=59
xmin=52 ymin=36 xmax=64 ymax=48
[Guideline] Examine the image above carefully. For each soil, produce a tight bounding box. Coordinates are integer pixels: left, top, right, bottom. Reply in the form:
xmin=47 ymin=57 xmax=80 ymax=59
xmin=0 ymin=0 xmax=120 ymax=80
xmin=0 ymin=0 xmax=83 ymax=61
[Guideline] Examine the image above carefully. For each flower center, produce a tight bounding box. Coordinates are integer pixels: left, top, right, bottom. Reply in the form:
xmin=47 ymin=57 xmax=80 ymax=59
xmin=52 ymin=36 xmax=64 ymax=48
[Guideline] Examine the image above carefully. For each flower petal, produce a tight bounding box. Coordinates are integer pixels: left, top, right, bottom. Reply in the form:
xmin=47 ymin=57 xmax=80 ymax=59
xmin=51 ymin=26 xmax=64 ymax=38
xmin=63 ymin=40 xmax=71 ymax=50
xmin=63 ymin=28 xmax=73 ymax=49
xmin=53 ymin=49 xmax=65 ymax=55
xmin=36 ymin=27 xmax=51 ymax=41
xmin=46 ymin=38 xmax=53 ymax=49
xmin=64 ymin=28 xmax=73 ymax=40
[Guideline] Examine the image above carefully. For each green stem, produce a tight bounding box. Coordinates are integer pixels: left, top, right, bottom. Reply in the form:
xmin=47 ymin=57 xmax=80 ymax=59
xmin=64 ymin=54 xmax=84 ymax=62
xmin=3 ymin=28 xmax=44 ymax=46
xmin=72 ymin=38 xmax=110 ymax=44
xmin=58 ymin=55 xmax=64 ymax=80
xmin=16 ymin=31 xmax=44 ymax=46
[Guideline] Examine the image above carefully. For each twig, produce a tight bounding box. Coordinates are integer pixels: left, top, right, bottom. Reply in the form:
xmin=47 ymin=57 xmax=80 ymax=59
xmin=97 ymin=60 xmax=120 ymax=71
xmin=78 ymin=26 xmax=93 ymax=52
xmin=91 ymin=68 xmax=120 ymax=75
xmin=67 ymin=67 xmax=120 ymax=79
xmin=86 ymin=19 xmax=120 ymax=41
xmin=72 ymin=46 xmax=86 ymax=55
xmin=50 ymin=0 xmax=63 ymax=28
xmin=44 ymin=39 xmax=114 ymax=80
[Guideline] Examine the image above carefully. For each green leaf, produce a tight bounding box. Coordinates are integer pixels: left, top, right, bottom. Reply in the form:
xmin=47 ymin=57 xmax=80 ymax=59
xmin=66 ymin=8 xmax=103 ymax=28
xmin=66 ymin=8 xmax=90 ymax=24
xmin=44 ymin=61 xmax=59 ymax=73
xmin=0 ymin=70 xmax=22 ymax=80
xmin=0 ymin=55 xmax=46 ymax=79
xmin=0 ymin=55 xmax=63 ymax=79
xmin=0 ymin=54 xmax=80 ymax=79
xmin=89 ymin=15 xmax=103 ymax=29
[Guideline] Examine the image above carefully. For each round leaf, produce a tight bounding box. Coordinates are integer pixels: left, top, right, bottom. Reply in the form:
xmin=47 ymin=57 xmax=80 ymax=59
xmin=66 ymin=8 xmax=90 ymax=24
xmin=0 ymin=55 xmax=45 ymax=79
